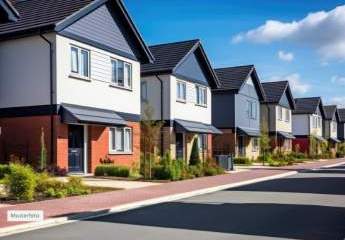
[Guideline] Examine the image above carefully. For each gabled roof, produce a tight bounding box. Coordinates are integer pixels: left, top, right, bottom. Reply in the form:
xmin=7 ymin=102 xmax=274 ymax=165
xmin=324 ymin=105 xmax=340 ymax=121
xmin=338 ymin=109 xmax=345 ymax=123
xmin=262 ymin=81 xmax=296 ymax=110
xmin=141 ymin=39 xmax=220 ymax=88
xmin=293 ymin=97 xmax=325 ymax=117
xmin=213 ymin=65 xmax=266 ymax=101
xmin=0 ymin=0 xmax=153 ymax=63
xmin=0 ymin=0 xmax=19 ymax=22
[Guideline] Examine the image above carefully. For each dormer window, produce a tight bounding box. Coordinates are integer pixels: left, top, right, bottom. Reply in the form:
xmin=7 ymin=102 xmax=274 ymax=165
xmin=70 ymin=46 xmax=90 ymax=78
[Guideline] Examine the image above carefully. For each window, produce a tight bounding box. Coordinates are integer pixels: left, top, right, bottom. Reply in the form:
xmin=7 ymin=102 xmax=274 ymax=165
xmin=109 ymin=127 xmax=132 ymax=153
xmin=318 ymin=116 xmax=322 ymax=128
xmin=278 ymin=106 xmax=283 ymax=121
xmin=196 ymin=85 xmax=207 ymax=106
xmin=332 ymin=121 xmax=337 ymax=132
xmin=141 ymin=82 xmax=148 ymax=102
xmin=176 ymin=81 xmax=186 ymax=102
xmin=252 ymin=138 xmax=259 ymax=152
xmin=312 ymin=115 xmax=318 ymax=128
xmin=70 ymin=46 xmax=90 ymax=78
xmin=247 ymin=101 xmax=257 ymax=120
xmin=197 ymin=134 xmax=207 ymax=151
xmin=285 ymin=108 xmax=290 ymax=122
xmin=111 ymin=59 xmax=132 ymax=89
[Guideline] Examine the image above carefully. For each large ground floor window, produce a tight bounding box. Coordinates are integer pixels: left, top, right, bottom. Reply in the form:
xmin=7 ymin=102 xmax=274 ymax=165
xmin=109 ymin=127 xmax=132 ymax=154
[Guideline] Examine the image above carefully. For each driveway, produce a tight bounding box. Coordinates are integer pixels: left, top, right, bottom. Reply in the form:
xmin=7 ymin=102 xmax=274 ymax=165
xmin=2 ymin=164 xmax=345 ymax=240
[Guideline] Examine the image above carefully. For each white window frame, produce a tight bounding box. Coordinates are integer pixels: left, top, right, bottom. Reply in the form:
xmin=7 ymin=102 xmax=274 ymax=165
xmin=70 ymin=45 xmax=90 ymax=79
xmin=285 ymin=108 xmax=289 ymax=122
xmin=196 ymin=85 xmax=207 ymax=106
xmin=252 ymin=138 xmax=259 ymax=152
xmin=247 ymin=100 xmax=257 ymax=120
xmin=278 ymin=106 xmax=283 ymax=121
xmin=176 ymin=81 xmax=187 ymax=102
xmin=111 ymin=58 xmax=132 ymax=90
xmin=109 ymin=127 xmax=132 ymax=154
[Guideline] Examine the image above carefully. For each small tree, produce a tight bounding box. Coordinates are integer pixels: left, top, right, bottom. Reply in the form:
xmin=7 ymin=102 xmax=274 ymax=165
xmin=141 ymin=104 xmax=163 ymax=179
xmin=189 ymin=138 xmax=201 ymax=166
xmin=39 ymin=127 xmax=47 ymax=171
xmin=260 ymin=123 xmax=271 ymax=165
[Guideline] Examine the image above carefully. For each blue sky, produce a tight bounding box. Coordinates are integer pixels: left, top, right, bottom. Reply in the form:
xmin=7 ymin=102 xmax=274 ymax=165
xmin=124 ymin=0 xmax=345 ymax=106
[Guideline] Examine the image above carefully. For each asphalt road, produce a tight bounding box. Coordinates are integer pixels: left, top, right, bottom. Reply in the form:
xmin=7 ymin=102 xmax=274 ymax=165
xmin=2 ymin=165 xmax=345 ymax=240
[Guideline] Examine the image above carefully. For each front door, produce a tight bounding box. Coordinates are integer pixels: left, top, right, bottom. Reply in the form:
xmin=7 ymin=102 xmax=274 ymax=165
xmin=176 ymin=133 xmax=184 ymax=160
xmin=238 ymin=136 xmax=246 ymax=156
xmin=68 ymin=125 xmax=84 ymax=172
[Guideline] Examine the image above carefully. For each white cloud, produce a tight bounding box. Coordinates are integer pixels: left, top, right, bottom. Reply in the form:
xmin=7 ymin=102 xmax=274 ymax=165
xmin=269 ymin=73 xmax=311 ymax=95
xmin=331 ymin=75 xmax=345 ymax=85
xmin=330 ymin=96 xmax=345 ymax=107
xmin=232 ymin=5 xmax=345 ymax=60
xmin=278 ymin=50 xmax=294 ymax=62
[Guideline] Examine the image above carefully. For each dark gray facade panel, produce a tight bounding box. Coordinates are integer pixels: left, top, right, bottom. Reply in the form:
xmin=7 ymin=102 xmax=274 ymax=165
xmin=62 ymin=4 xmax=135 ymax=57
xmin=338 ymin=123 xmax=345 ymax=140
xmin=212 ymin=92 xmax=235 ymax=128
xmin=279 ymin=91 xmax=291 ymax=109
xmin=235 ymin=82 xmax=260 ymax=130
xmin=175 ymin=52 xmax=209 ymax=86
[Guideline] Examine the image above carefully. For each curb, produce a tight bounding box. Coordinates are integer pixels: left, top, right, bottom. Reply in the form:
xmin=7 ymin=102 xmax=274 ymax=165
xmin=0 ymin=170 xmax=297 ymax=237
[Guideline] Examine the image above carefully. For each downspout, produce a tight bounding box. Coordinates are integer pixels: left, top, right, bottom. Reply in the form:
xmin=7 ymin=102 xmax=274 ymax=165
xmin=40 ymin=33 xmax=54 ymax=167
xmin=155 ymin=75 xmax=164 ymax=157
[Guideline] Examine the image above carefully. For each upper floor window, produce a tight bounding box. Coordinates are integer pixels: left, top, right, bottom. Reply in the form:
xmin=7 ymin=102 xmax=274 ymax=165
xmin=331 ymin=121 xmax=337 ymax=132
xmin=318 ymin=116 xmax=322 ymax=128
xmin=196 ymin=85 xmax=207 ymax=106
xmin=176 ymin=81 xmax=186 ymax=102
xmin=285 ymin=108 xmax=290 ymax=122
xmin=278 ymin=106 xmax=283 ymax=121
xmin=312 ymin=116 xmax=318 ymax=128
xmin=109 ymin=127 xmax=132 ymax=154
xmin=111 ymin=59 xmax=132 ymax=89
xmin=71 ymin=46 xmax=90 ymax=78
xmin=247 ymin=100 xmax=257 ymax=120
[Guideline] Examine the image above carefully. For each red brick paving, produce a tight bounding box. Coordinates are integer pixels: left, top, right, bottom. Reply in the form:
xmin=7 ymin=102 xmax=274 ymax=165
xmin=0 ymin=158 xmax=344 ymax=229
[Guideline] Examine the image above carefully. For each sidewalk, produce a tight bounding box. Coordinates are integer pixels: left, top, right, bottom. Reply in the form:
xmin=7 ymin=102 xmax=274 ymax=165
xmin=0 ymin=158 xmax=344 ymax=234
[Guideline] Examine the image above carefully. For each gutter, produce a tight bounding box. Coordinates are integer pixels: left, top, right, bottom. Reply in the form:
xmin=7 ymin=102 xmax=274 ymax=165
xmin=39 ymin=33 xmax=55 ymax=167
xmin=155 ymin=75 xmax=164 ymax=156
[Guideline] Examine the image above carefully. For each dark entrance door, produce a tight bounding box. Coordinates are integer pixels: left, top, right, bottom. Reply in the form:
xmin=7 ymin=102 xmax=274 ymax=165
xmin=68 ymin=125 xmax=84 ymax=172
xmin=176 ymin=133 xmax=184 ymax=160
xmin=238 ymin=136 xmax=246 ymax=156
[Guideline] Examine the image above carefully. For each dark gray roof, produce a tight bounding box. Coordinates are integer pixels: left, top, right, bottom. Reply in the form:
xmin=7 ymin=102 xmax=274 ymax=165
xmin=0 ymin=0 xmax=19 ymax=22
xmin=293 ymin=97 xmax=324 ymax=115
xmin=215 ymin=65 xmax=253 ymax=90
xmin=338 ymin=109 xmax=345 ymax=123
xmin=0 ymin=0 xmax=154 ymax=63
xmin=261 ymin=81 xmax=295 ymax=109
xmin=142 ymin=39 xmax=199 ymax=74
xmin=0 ymin=0 xmax=93 ymax=35
xmin=141 ymin=39 xmax=219 ymax=88
xmin=323 ymin=105 xmax=337 ymax=120
xmin=213 ymin=65 xmax=266 ymax=102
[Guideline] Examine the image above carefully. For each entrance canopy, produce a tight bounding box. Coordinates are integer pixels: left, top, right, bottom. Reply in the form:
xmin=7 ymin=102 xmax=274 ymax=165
xmin=174 ymin=119 xmax=222 ymax=134
xmin=60 ymin=104 xmax=127 ymax=126
xmin=277 ymin=131 xmax=296 ymax=139
xmin=329 ymin=137 xmax=340 ymax=143
xmin=313 ymin=135 xmax=327 ymax=142
xmin=236 ymin=127 xmax=260 ymax=137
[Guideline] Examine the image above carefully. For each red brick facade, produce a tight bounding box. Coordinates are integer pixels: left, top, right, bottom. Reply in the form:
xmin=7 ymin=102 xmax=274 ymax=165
xmin=0 ymin=115 xmax=140 ymax=173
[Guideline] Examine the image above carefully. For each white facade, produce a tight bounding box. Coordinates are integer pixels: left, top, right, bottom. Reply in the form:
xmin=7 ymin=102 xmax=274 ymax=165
xmin=0 ymin=35 xmax=52 ymax=108
xmin=292 ymin=113 xmax=323 ymax=137
xmin=0 ymin=34 xmax=141 ymax=116
xmin=55 ymin=35 xmax=141 ymax=115
xmin=141 ymin=75 xmax=211 ymax=124
xmin=330 ymin=120 xmax=338 ymax=138
xmin=275 ymin=106 xmax=292 ymax=133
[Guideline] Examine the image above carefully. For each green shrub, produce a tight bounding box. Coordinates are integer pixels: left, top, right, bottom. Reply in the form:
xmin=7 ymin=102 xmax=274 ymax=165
xmin=233 ymin=157 xmax=251 ymax=165
xmin=204 ymin=166 xmax=218 ymax=176
xmin=0 ymin=164 xmax=11 ymax=179
xmin=153 ymin=160 xmax=185 ymax=181
xmin=188 ymin=165 xmax=204 ymax=178
xmin=189 ymin=138 xmax=201 ymax=166
xmin=94 ymin=165 xmax=130 ymax=177
xmin=66 ymin=176 xmax=89 ymax=195
xmin=4 ymin=164 xmax=37 ymax=201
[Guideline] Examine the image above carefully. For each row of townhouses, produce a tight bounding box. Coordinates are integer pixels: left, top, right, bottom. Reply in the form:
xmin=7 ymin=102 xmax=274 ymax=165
xmin=0 ymin=0 xmax=344 ymax=174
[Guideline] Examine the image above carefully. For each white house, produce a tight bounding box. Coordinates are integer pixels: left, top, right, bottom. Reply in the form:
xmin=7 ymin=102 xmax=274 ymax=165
xmin=0 ymin=0 xmax=153 ymax=173
xmin=141 ymin=40 xmax=221 ymax=161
